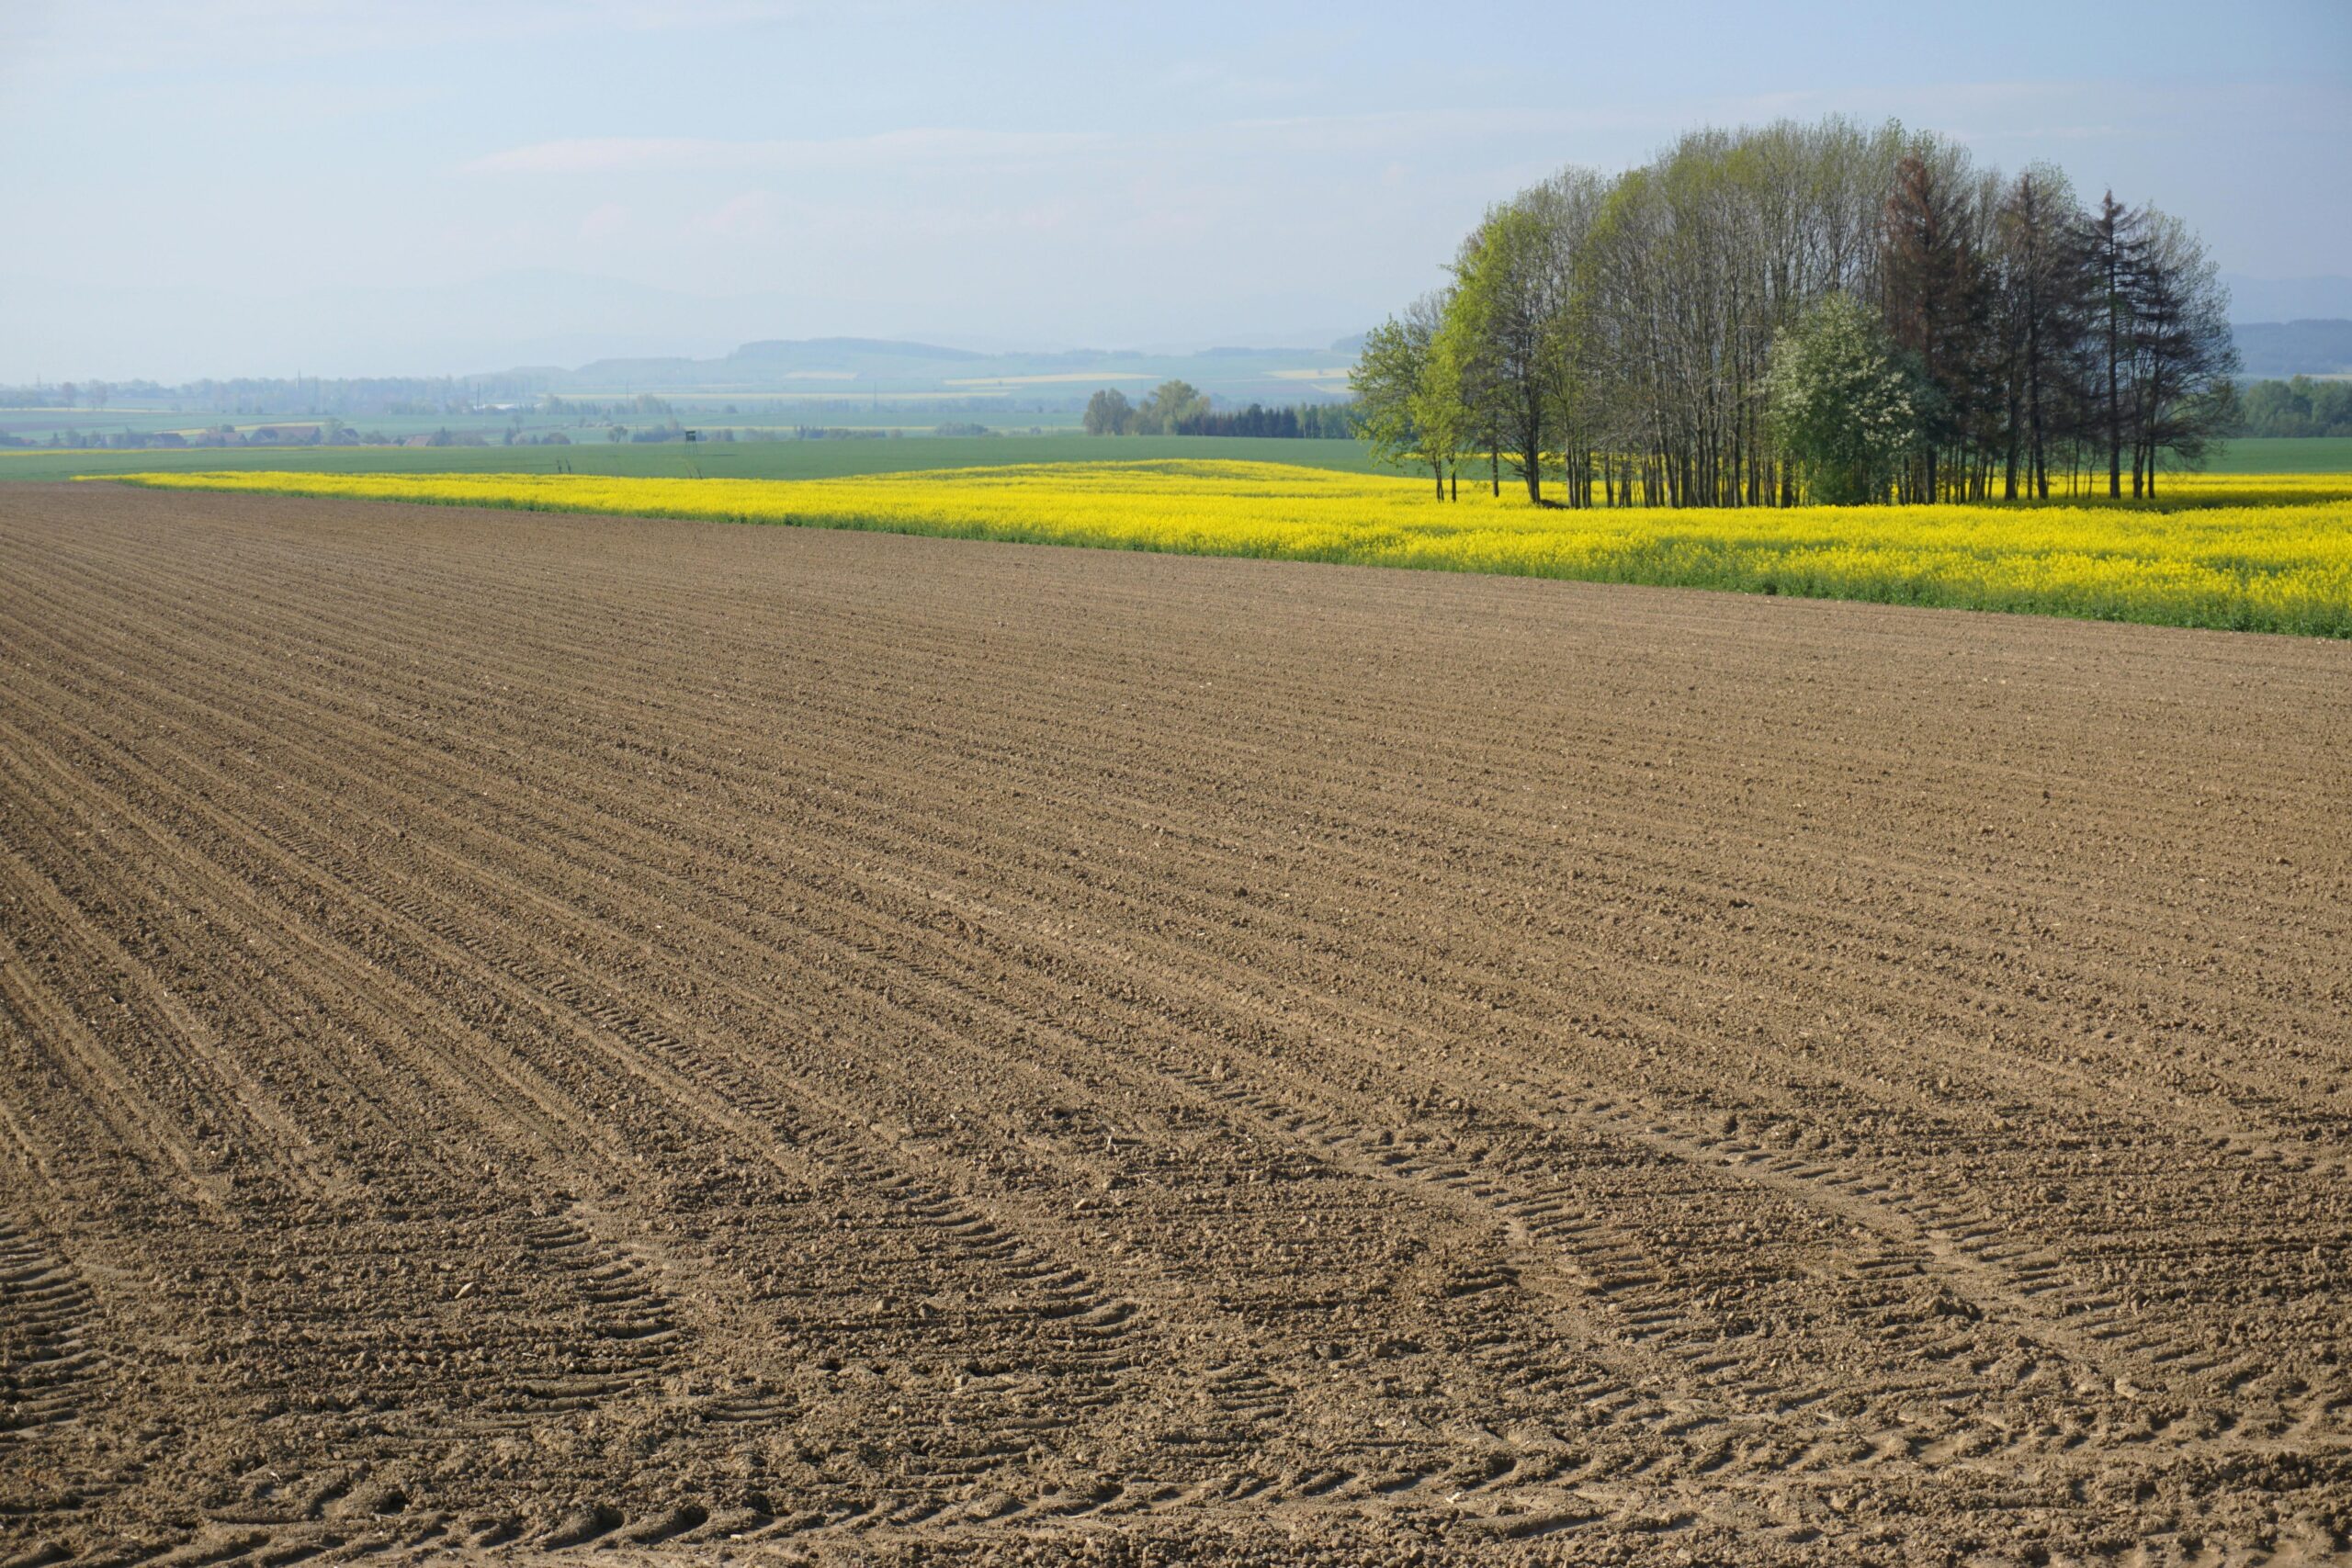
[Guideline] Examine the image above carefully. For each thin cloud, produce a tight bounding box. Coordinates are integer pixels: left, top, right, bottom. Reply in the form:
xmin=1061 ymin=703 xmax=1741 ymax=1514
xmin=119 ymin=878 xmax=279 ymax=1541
xmin=578 ymin=202 xmax=631 ymax=241
xmin=464 ymin=111 xmax=1680 ymax=182
xmin=466 ymin=128 xmax=1110 ymax=175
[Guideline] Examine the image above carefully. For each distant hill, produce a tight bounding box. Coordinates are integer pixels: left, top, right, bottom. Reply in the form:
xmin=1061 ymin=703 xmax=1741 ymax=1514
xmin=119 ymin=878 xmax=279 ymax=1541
xmin=2233 ymin=320 xmax=2352 ymax=379
xmin=546 ymin=337 xmax=1359 ymax=402
xmin=730 ymin=337 xmax=989 ymax=366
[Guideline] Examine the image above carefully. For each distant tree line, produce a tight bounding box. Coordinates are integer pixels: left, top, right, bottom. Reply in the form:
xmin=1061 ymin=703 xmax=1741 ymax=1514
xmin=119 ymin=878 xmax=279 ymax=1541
xmin=2235 ymin=377 xmax=2352 ymax=438
xmin=1082 ymin=380 xmax=1354 ymax=438
xmin=1353 ymin=117 xmax=2240 ymax=506
xmin=4 ymin=422 xmax=372 ymax=450
xmin=0 ymin=421 xmax=588 ymax=452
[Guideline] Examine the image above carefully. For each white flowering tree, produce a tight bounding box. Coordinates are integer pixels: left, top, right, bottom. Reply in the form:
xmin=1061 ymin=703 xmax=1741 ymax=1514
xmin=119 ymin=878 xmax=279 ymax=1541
xmin=1764 ymin=292 xmax=1929 ymax=505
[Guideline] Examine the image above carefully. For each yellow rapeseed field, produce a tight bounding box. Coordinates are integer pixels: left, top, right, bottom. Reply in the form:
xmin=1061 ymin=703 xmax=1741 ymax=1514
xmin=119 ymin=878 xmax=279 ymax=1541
xmin=105 ymin=462 xmax=2352 ymax=636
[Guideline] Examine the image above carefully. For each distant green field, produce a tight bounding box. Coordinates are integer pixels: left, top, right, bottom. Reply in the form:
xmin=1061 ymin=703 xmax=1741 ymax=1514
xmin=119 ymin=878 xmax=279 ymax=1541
xmin=0 ymin=435 xmax=1386 ymax=484
xmin=2201 ymin=437 xmax=2352 ymax=473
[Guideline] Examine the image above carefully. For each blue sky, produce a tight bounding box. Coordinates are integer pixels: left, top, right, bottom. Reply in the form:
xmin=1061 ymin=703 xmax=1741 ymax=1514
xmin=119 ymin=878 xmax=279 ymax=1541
xmin=4 ymin=0 xmax=2346 ymax=378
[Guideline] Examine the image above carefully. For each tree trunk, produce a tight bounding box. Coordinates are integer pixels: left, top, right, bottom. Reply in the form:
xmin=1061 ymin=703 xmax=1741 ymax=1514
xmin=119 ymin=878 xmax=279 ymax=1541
xmin=2027 ymin=301 xmax=2047 ymax=500
xmin=2108 ymin=282 xmax=2123 ymax=500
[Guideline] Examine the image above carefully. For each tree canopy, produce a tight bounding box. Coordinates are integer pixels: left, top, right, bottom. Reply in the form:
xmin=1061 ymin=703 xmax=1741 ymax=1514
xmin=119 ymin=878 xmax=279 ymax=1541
xmin=1357 ymin=116 xmax=2239 ymax=506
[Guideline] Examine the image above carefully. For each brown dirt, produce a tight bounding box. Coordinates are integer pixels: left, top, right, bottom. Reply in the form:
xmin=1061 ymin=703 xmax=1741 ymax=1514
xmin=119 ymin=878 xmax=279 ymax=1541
xmin=1 ymin=481 xmax=2347 ymax=1567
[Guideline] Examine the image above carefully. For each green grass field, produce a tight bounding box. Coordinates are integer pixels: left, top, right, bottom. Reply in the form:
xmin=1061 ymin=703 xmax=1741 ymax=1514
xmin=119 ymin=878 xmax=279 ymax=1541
xmin=2203 ymin=437 xmax=2352 ymax=473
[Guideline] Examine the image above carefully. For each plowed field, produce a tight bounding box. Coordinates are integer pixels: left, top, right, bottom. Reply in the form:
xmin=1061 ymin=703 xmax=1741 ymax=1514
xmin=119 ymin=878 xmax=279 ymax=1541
xmin=2 ymin=482 xmax=2347 ymax=1566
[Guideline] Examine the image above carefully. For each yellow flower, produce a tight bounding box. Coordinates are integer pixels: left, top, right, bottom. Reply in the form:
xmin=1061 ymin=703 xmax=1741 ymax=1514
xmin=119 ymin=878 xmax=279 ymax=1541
xmin=96 ymin=461 xmax=2352 ymax=637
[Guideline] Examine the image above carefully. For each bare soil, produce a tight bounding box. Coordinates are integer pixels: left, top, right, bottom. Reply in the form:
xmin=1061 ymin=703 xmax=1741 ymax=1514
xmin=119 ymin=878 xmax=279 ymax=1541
xmin=2 ymin=482 xmax=2347 ymax=1566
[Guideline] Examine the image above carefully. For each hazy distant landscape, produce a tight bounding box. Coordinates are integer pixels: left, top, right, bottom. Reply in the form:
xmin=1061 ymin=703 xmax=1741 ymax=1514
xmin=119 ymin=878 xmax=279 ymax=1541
xmin=0 ymin=333 xmax=1376 ymax=461
xmin=3 ymin=313 xmax=2346 ymax=477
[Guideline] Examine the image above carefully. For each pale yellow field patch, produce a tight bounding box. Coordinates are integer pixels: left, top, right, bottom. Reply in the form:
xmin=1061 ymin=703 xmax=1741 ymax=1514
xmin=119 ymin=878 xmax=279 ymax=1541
xmin=944 ymin=372 xmax=1160 ymax=387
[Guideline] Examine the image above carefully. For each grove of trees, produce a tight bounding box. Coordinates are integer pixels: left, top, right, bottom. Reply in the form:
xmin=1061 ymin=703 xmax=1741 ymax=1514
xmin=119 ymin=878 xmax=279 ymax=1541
xmin=1352 ymin=117 xmax=2240 ymax=506
xmin=2236 ymin=376 xmax=2352 ymax=438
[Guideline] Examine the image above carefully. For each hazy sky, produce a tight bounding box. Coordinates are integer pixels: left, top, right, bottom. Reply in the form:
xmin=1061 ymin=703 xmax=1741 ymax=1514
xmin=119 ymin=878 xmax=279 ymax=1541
xmin=5 ymin=0 xmax=2347 ymax=378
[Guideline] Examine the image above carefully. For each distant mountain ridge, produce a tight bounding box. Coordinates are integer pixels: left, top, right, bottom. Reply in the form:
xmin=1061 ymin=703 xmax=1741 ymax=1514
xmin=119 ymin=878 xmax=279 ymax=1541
xmin=547 ymin=336 xmax=1360 ymax=400
xmin=730 ymin=337 xmax=989 ymax=364
xmin=2231 ymin=320 xmax=2352 ymax=379
xmin=0 ymin=265 xmax=1370 ymax=384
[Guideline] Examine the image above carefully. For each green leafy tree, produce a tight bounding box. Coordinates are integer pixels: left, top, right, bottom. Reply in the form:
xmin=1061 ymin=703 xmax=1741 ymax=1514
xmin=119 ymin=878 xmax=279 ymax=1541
xmin=1764 ymin=292 xmax=1928 ymax=504
xmin=1351 ymin=292 xmax=1461 ymax=495
xmin=1442 ymin=172 xmax=1599 ymax=505
xmin=1136 ymin=379 xmax=1210 ymax=434
xmin=1448 ymin=209 xmax=1547 ymax=501
xmin=1081 ymin=388 xmax=1133 ymax=435
xmin=1433 ymin=279 xmax=1506 ymax=496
